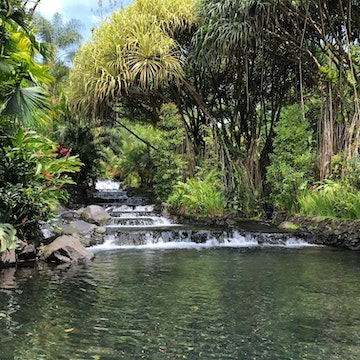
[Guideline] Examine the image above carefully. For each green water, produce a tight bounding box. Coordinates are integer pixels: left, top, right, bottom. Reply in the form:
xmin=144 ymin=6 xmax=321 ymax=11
xmin=1 ymin=247 xmax=360 ymax=359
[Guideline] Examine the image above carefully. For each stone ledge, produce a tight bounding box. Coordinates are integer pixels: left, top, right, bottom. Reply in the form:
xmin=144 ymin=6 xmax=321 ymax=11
xmin=273 ymin=213 xmax=360 ymax=250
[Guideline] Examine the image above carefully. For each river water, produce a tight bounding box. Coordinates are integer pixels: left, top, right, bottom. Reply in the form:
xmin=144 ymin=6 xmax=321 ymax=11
xmin=1 ymin=245 xmax=360 ymax=359
xmin=1 ymin=182 xmax=360 ymax=359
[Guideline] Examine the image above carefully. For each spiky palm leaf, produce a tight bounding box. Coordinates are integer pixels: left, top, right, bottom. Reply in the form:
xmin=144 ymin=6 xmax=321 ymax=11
xmin=2 ymin=86 xmax=52 ymax=128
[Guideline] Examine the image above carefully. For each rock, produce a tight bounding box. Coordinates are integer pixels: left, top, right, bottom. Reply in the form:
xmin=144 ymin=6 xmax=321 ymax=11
xmin=60 ymin=210 xmax=80 ymax=221
xmin=273 ymin=214 xmax=360 ymax=250
xmin=279 ymin=221 xmax=300 ymax=230
xmin=60 ymin=220 xmax=97 ymax=235
xmin=94 ymin=226 xmax=107 ymax=234
xmin=0 ymin=249 xmax=16 ymax=268
xmin=17 ymin=243 xmax=37 ymax=263
xmin=41 ymin=235 xmax=95 ymax=264
xmin=77 ymin=205 xmax=111 ymax=225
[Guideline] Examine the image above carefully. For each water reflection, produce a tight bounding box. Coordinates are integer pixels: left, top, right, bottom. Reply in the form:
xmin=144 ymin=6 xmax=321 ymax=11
xmin=0 ymin=247 xmax=359 ymax=359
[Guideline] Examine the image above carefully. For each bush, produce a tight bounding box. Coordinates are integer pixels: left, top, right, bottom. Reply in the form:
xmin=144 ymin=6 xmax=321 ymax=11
xmin=152 ymin=103 xmax=186 ymax=200
xmin=167 ymin=170 xmax=226 ymax=217
xmin=0 ymin=126 xmax=82 ymax=242
xmin=299 ymin=180 xmax=360 ymax=220
xmin=0 ymin=223 xmax=18 ymax=252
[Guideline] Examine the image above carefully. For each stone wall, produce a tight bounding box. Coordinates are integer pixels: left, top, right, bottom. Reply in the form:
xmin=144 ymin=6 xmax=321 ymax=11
xmin=273 ymin=213 xmax=360 ymax=250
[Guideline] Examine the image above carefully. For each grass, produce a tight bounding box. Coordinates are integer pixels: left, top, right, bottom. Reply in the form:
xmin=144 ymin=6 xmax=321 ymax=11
xmin=298 ymin=181 xmax=360 ymax=220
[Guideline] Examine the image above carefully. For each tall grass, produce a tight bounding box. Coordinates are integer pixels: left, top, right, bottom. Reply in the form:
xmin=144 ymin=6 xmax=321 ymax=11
xmin=298 ymin=180 xmax=360 ymax=219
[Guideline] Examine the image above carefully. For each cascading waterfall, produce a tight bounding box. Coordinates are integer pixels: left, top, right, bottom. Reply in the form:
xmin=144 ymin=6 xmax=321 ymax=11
xmin=90 ymin=181 xmax=316 ymax=252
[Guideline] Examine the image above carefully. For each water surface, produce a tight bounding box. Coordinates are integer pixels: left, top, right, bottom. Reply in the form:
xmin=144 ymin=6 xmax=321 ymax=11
xmin=1 ymin=246 xmax=360 ymax=359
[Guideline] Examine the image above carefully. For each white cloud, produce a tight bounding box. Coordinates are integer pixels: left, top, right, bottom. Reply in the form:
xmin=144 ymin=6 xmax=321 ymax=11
xmin=36 ymin=0 xmax=63 ymax=18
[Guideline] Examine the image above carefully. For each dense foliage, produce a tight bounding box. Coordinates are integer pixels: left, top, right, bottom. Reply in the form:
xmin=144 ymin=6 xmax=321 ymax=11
xmin=266 ymin=104 xmax=316 ymax=213
xmin=65 ymin=0 xmax=360 ymax=219
xmin=0 ymin=124 xmax=82 ymax=241
xmin=0 ymin=1 xmax=83 ymax=246
xmin=168 ymin=170 xmax=226 ymax=217
xmin=2 ymin=0 xmax=360 ymax=241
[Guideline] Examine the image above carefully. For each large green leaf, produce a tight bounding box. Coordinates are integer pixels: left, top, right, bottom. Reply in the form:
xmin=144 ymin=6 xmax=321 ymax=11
xmin=0 ymin=223 xmax=17 ymax=252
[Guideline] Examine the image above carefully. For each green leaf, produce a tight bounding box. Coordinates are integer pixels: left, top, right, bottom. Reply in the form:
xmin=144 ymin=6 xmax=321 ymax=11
xmin=0 ymin=224 xmax=17 ymax=253
xmin=35 ymin=162 xmax=42 ymax=176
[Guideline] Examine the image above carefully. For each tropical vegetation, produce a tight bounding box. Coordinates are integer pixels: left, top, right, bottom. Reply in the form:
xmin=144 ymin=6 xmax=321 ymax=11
xmin=65 ymin=0 xmax=360 ymax=220
xmin=2 ymin=0 xmax=360 ymax=254
xmin=0 ymin=0 xmax=83 ymax=247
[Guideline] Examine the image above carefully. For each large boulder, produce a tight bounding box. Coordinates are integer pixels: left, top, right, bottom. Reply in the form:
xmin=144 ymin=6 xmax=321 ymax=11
xmin=41 ymin=235 xmax=95 ymax=264
xmin=77 ymin=205 xmax=110 ymax=225
xmin=58 ymin=220 xmax=107 ymax=247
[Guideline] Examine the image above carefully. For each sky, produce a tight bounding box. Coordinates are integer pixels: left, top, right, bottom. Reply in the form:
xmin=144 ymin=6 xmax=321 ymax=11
xmin=35 ymin=0 xmax=134 ymax=41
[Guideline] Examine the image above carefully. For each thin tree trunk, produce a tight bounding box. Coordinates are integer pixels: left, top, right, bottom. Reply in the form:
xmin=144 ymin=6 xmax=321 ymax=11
xmin=320 ymin=84 xmax=334 ymax=180
xmin=115 ymin=118 xmax=157 ymax=150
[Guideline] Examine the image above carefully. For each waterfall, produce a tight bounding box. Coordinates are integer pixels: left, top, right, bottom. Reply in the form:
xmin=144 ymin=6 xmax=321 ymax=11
xmin=90 ymin=181 xmax=317 ymax=252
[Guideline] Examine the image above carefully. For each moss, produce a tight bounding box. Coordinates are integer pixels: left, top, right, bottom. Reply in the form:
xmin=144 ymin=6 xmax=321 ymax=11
xmin=279 ymin=221 xmax=300 ymax=230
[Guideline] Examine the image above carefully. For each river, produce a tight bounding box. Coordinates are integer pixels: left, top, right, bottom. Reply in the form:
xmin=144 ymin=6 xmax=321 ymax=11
xmin=1 ymin=245 xmax=360 ymax=359
xmin=0 ymin=181 xmax=359 ymax=359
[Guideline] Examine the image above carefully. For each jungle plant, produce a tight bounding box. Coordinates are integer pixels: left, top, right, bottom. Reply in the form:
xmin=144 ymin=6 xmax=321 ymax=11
xmin=0 ymin=223 xmax=18 ymax=252
xmin=104 ymin=121 xmax=156 ymax=186
xmin=299 ymin=181 xmax=360 ymax=220
xmin=56 ymin=111 xmax=102 ymax=185
xmin=152 ymin=103 xmax=187 ymax=201
xmin=167 ymin=169 xmax=226 ymax=217
xmin=0 ymin=124 xmax=82 ymax=242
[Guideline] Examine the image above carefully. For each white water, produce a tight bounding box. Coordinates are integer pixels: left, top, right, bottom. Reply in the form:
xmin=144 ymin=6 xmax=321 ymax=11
xmin=92 ymin=180 xmax=317 ymax=252
xmin=95 ymin=179 xmax=121 ymax=191
xmin=90 ymin=230 xmax=316 ymax=252
xmin=106 ymin=204 xmax=155 ymax=213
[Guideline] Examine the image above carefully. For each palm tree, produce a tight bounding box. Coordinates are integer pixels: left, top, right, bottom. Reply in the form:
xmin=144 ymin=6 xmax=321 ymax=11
xmin=33 ymin=12 xmax=83 ymax=66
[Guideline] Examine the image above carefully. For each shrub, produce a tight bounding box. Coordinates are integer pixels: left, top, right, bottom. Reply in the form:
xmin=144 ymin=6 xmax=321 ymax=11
xmin=167 ymin=170 xmax=226 ymax=217
xmin=0 ymin=223 xmax=18 ymax=252
xmin=0 ymin=126 xmax=82 ymax=242
xmin=299 ymin=180 xmax=360 ymax=219
xmin=152 ymin=103 xmax=186 ymax=200
xmin=266 ymin=104 xmax=316 ymax=213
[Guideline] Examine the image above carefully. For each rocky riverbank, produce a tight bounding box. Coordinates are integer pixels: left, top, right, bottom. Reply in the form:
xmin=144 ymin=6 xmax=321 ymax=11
xmin=165 ymin=203 xmax=360 ymax=251
xmin=0 ymin=205 xmax=110 ymax=268
xmin=273 ymin=213 xmax=360 ymax=250
xmin=2 ymin=201 xmax=359 ymax=269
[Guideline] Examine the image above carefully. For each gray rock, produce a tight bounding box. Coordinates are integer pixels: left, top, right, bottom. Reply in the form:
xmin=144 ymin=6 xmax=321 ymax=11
xmin=60 ymin=210 xmax=80 ymax=220
xmin=77 ymin=205 xmax=111 ymax=225
xmin=94 ymin=226 xmax=107 ymax=234
xmin=60 ymin=220 xmax=97 ymax=235
xmin=41 ymin=235 xmax=95 ymax=264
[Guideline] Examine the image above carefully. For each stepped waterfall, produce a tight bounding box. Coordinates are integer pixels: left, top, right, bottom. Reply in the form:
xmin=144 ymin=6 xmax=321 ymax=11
xmin=90 ymin=180 xmax=315 ymax=251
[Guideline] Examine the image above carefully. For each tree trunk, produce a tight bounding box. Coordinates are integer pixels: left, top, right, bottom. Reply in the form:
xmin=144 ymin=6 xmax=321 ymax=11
xmin=319 ymin=84 xmax=334 ymax=180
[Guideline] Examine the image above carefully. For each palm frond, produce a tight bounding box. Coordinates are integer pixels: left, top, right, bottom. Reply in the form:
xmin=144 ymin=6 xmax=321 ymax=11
xmin=3 ymin=86 xmax=52 ymax=128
